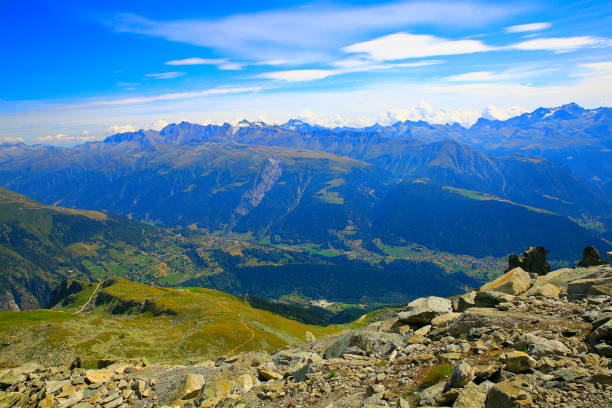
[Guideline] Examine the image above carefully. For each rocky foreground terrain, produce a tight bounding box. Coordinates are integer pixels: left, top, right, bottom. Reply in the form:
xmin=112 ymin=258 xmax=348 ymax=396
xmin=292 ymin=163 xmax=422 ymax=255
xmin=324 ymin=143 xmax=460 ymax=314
xmin=1 ymin=247 xmax=611 ymax=408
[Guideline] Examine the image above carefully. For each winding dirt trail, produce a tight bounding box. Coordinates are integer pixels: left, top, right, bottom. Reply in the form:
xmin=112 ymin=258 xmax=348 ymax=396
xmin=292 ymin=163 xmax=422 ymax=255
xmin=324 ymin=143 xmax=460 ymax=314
xmin=76 ymin=282 xmax=101 ymax=314
xmin=213 ymin=299 xmax=255 ymax=355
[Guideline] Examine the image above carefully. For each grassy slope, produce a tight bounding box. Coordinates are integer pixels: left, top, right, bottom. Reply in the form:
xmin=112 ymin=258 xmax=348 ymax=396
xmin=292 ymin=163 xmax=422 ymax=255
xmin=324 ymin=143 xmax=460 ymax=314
xmin=0 ymin=278 xmax=341 ymax=367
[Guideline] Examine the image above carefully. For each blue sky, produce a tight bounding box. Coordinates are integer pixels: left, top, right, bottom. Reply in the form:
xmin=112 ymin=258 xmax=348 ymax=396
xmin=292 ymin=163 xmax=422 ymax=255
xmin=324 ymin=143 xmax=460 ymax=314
xmin=1 ymin=0 xmax=611 ymax=144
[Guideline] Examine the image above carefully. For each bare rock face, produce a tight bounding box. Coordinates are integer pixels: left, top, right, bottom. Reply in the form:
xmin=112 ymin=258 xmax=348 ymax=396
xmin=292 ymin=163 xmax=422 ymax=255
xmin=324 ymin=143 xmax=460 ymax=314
xmin=507 ymin=246 xmax=550 ymax=276
xmin=0 ymin=291 xmax=20 ymax=311
xmin=577 ymin=246 xmax=607 ymax=268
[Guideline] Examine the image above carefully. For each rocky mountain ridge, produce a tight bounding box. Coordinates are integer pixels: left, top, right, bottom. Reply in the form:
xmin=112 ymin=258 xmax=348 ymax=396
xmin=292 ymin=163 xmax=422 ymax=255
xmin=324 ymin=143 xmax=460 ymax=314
xmin=1 ymin=247 xmax=611 ymax=407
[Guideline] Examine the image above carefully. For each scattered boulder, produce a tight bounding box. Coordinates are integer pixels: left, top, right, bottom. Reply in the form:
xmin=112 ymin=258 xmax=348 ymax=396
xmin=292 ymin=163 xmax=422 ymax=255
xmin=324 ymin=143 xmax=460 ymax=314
xmin=507 ymin=246 xmax=550 ymax=276
xmin=431 ymin=313 xmax=462 ymax=328
xmin=502 ymin=351 xmax=537 ymax=373
xmin=453 ymin=381 xmax=487 ymax=408
xmin=397 ymin=296 xmax=453 ymax=325
xmin=84 ymin=369 xmax=113 ymax=384
xmin=257 ymin=367 xmax=283 ymax=381
xmin=485 ymin=375 xmax=533 ymax=407
xmin=169 ymin=373 xmax=205 ymax=400
xmin=419 ymin=381 xmax=446 ymax=406
xmin=480 ymin=267 xmax=532 ymax=295
xmin=453 ymin=291 xmax=476 ymax=312
xmin=577 ymin=246 xmax=607 ymax=268
xmin=515 ymin=334 xmax=570 ymax=357
xmin=589 ymin=319 xmax=612 ymax=344
xmin=447 ymin=361 xmax=475 ymax=389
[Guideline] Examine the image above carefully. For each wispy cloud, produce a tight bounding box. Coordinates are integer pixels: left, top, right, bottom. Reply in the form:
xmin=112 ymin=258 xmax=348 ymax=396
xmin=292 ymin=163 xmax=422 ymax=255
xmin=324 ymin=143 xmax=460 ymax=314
xmin=505 ymin=22 xmax=551 ymax=33
xmin=36 ymin=131 xmax=99 ymax=143
xmin=82 ymin=87 xmax=262 ymax=106
xmin=444 ymin=66 xmax=554 ymax=82
xmin=446 ymin=71 xmax=512 ymax=82
xmin=111 ymin=1 xmax=519 ymax=62
xmin=509 ymin=36 xmax=611 ymax=53
xmin=256 ymin=60 xmax=440 ymax=82
xmin=343 ymin=33 xmax=492 ymax=61
xmin=165 ymin=57 xmax=245 ymax=70
xmin=145 ymin=71 xmax=186 ymax=79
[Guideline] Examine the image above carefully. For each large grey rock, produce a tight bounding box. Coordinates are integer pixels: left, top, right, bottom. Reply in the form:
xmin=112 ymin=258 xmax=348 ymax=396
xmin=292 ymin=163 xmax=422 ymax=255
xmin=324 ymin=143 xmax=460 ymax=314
xmin=567 ymin=276 xmax=612 ymax=300
xmin=515 ymin=334 xmax=570 ymax=357
xmin=577 ymin=246 xmax=607 ymax=267
xmin=324 ymin=331 xmax=403 ymax=359
xmin=480 ymin=268 xmax=532 ymax=295
xmin=419 ymin=381 xmax=446 ymax=406
xmin=447 ymin=308 xmax=549 ymax=337
xmin=397 ymin=296 xmax=453 ymax=325
xmin=507 ymin=246 xmax=550 ymax=276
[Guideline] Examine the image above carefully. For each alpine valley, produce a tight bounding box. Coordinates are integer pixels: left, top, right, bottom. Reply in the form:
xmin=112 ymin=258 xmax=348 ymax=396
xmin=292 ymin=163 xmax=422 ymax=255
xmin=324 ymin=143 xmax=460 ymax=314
xmin=0 ymin=103 xmax=610 ymax=312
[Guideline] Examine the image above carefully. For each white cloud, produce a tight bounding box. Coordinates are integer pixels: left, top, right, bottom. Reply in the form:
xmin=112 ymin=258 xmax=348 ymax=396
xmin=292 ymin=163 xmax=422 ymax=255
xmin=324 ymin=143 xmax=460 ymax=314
xmin=380 ymin=101 xmax=527 ymax=126
xmin=505 ymin=22 xmax=551 ymax=33
xmin=1 ymin=136 xmax=25 ymax=143
xmin=145 ymin=72 xmax=186 ymax=79
xmin=165 ymin=57 xmax=225 ymax=65
xmin=256 ymin=60 xmax=440 ymax=82
xmin=257 ymin=69 xmax=334 ymax=82
xmin=446 ymin=71 xmax=510 ymax=82
xmin=111 ymin=1 xmax=519 ymax=62
xmin=218 ymin=62 xmax=245 ymax=70
xmin=509 ymin=36 xmax=610 ymax=53
xmin=36 ymin=132 xmax=100 ymax=143
xmin=343 ymin=33 xmax=492 ymax=61
xmin=108 ymin=124 xmax=137 ymax=134
xmin=151 ymin=119 xmax=170 ymax=130
xmin=165 ymin=57 xmax=245 ymax=70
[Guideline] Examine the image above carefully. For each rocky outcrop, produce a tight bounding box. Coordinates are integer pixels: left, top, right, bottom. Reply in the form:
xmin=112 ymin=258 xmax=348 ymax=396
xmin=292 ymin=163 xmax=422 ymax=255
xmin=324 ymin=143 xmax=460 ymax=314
xmin=0 ymin=291 xmax=19 ymax=311
xmin=567 ymin=276 xmax=612 ymax=301
xmin=48 ymin=280 xmax=88 ymax=308
xmin=577 ymin=246 xmax=607 ymax=268
xmin=507 ymin=246 xmax=550 ymax=275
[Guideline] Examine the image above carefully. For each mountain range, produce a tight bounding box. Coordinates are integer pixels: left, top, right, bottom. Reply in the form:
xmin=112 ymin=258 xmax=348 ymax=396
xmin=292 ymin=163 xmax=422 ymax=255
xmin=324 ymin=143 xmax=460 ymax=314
xmin=0 ymin=103 xmax=610 ymax=309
